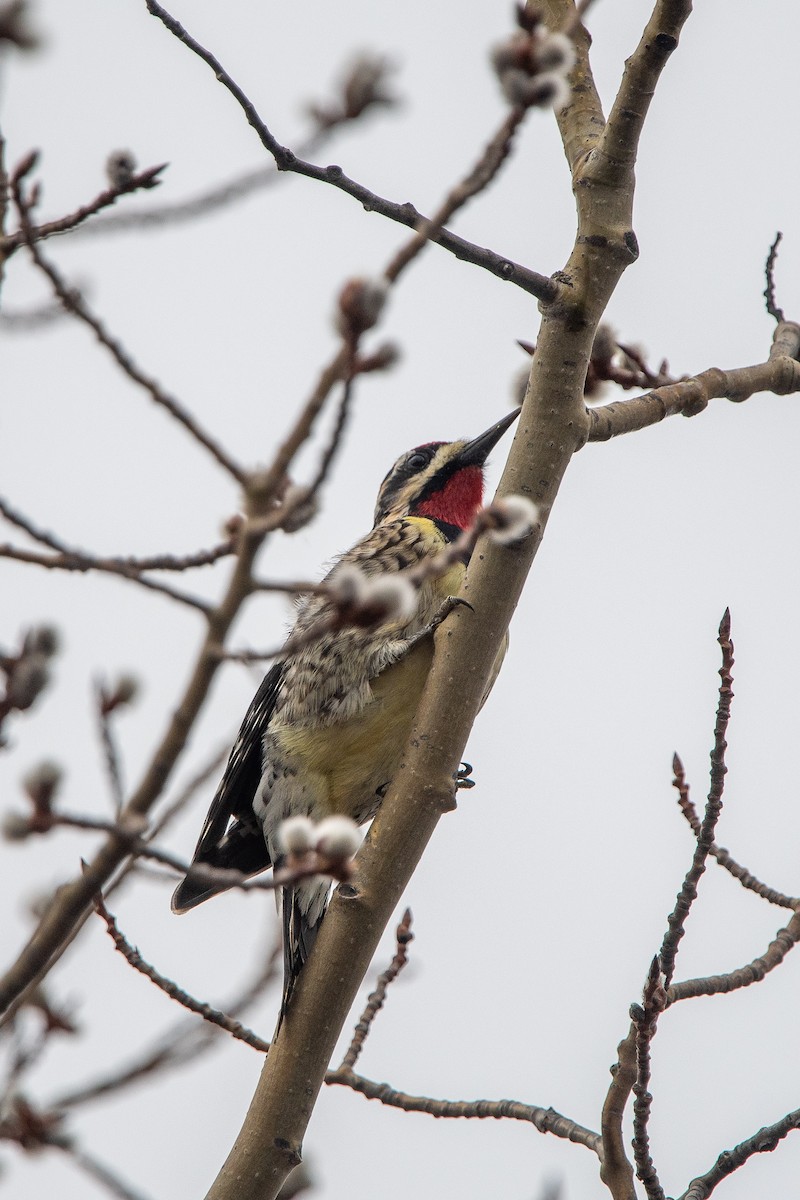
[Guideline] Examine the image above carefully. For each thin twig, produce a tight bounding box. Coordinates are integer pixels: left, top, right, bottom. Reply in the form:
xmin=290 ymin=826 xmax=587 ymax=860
xmin=3 ymin=162 xmax=167 ymax=255
xmin=325 ymin=1069 xmax=602 ymax=1154
xmin=667 ymin=908 xmax=800 ymax=1004
xmin=0 ymin=542 xmax=211 ymax=612
xmin=144 ymin=0 xmax=556 ymax=303
xmin=55 ymin=1142 xmax=154 ymax=1200
xmin=68 ymin=52 xmax=396 ymax=239
xmin=303 ymin=373 xmax=356 ymax=498
xmin=631 ymin=959 xmax=667 ymax=1200
xmin=764 ymin=232 xmax=785 ymax=323
xmin=92 ymin=895 xmax=271 ymax=1053
xmin=339 ymin=909 xmax=413 ymax=1072
xmin=678 ymin=1107 xmax=800 ymax=1200
xmin=28 ymin=811 xmax=348 ymax=896
xmin=383 ymin=107 xmax=527 ymax=284
xmin=50 ymin=936 xmax=280 ymax=1111
xmin=659 ymin=610 xmax=734 ymax=988
xmin=0 ymin=296 xmax=75 ymax=330
xmin=672 ymin=753 xmax=799 ymax=909
xmin=0 ymin=495 xmax=234 ymax=570
xmin=94 ymin=681 xmax=125 ymax=815
xmin=10 ymin=166 xmax=246 ymax=485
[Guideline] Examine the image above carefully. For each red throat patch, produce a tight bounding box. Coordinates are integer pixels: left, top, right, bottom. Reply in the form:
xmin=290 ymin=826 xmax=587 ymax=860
xmin=413 ymin=466 xmax=484 ymax=529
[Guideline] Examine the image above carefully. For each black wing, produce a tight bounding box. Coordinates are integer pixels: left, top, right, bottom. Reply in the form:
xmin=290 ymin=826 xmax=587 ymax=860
xmin=171 ymin=661 xmax=285 ymax=913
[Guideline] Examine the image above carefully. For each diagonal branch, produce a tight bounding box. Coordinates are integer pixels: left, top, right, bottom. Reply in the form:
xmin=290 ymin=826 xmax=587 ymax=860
xmin=3 ymin=161 xmax=167 ymax=255
xmin=667 ymin=908 xmax=800 ymax=1005
xmin=144 ymin=0 xmax=556 ymax=304
xmin=93 ymin=895 xmax=271 ymax=1053
xmin=383 ymin=107 xmax=528 ymax=284
xmin=595 ymin=0 xmax=693 ymax=188
xmin=11 ymin=166 xmax=246 ymax=485
xmin=337 ymin=908 xmax=413 ymax=1072
xmin=672 ymin=753 xmax=800 ymax=910
xmin=50 ymin=938 xmax=279 ymax=1111
xmin=678 ymin=1107 xmax=800 ymax=1200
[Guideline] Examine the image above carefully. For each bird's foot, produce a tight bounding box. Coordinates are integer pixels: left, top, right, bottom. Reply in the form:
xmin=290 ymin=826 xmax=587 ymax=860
xmin=455 ymin=761 xmax=475 ymax=790
xmin=400 ymin=596 xmax=473 ymax=658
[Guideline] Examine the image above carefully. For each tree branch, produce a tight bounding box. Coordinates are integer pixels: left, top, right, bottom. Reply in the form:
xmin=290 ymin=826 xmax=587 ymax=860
xmin=586 ymin=353 xmax=800 ymax=443
xmin=678 ymin=1108 xmax=800 ymax=1200
xmin=337 ymin=908 xmax=413 ymax=1073
xmin=0 ymin=354 xmax=340 ymax=1021
xmin=667 ymin=908 xmax=800 ymax=1004
xmin=93 ymin=895 xmax=271 ymax=1053
xmin=600 ymin=1027 xmax=638 ymax=1200
xmin=672 ymin=753 xmax=799 ymax=910
xmin=0 ymin=542 xmax=212 ymax=612
xmin=595 ymin=0 xmax=693 ymax=188
xmin=659 ymin=611 xmax=734 ymax=988
xmin=326 ymin=1070 xmax=602 ymax=1153
xmin=11 ymin=164 xmax=247 ymax=486
xmin=143 ymin=0 xmax=556 ymax=303
xmin=3 ymin=160 xmax=167 ymax=255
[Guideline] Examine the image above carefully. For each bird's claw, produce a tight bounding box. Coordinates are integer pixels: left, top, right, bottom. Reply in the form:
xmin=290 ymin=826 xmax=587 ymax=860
xmin=455 ymin=761 xmax=475 ymax=790
xmin=430 ymin=595 xmax=473 ymax=632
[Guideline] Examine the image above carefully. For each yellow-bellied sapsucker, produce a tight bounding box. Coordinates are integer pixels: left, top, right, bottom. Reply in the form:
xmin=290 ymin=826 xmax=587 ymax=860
xmin=172 ymin=408 xmax=518 ymax=1018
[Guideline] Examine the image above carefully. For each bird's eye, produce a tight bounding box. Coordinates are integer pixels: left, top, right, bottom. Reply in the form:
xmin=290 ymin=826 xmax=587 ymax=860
xmin=406 ymin=452 xmax=429 ymax=471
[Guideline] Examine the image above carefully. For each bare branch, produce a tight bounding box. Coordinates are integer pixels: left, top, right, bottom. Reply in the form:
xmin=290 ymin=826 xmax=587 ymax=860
xmin=94 ymin=680 xmax=125 ymax=815
xmin=55 ymin=1142 xmax=154 ymax=1200
xmin=596 ymin=0 xmax=693 ymax=189
xmin=143 ymin=1 xmax=556 ymax=303
xmin=51 ymin=937 xmax=280 ymax=1111
xmin=668 ymin=908 xmax=800 ymax=1004
xmin=672 ymin=753 xmax=800 ymax=910
xmin=383 ymin=107 xmax=527 ymax=284
xmin=678 ymin=1107 xmax=800 ymax=1200
xmin=0 ymin=542 xmax=212 ymax=612
xmin=541 ymin=0 xmax=605 ymax=175
xmin=659 ymin=610 xmax=734 ymax=988
xmin=0 ymin=295 xmax=75 ymax=330
xmin=0 ymin=496 xmax=234 ymax=572
xmin=338 ymin=908 xmax=413 ymax=1072
xmin=325 ymin=1069 xmax=602 ymax=1154
xmin=3 ymin=161 xmax=167 ymax=255
xmin=764 ymin=232 xmax=785 ymax=323
xmin=302 ymin=373 xmax=357 ymax=499
xmin=631 ymin=958 xmax=668 ymax=1200
xmin=586 ymin=355 xmax=800 ymax=443
xmin=600 ymin=1027 xmax=638 ymax=1200
xmin=10 ymin=166 xmax=246 ymax=485
xmin=69 ymin=54 xmax=396 ymax=240
xmin=92 ymin=895 xmax=271 ymax=1053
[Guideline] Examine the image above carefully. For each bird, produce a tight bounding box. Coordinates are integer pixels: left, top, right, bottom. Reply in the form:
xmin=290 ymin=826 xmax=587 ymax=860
xmin=171 ymin=407 xmax=519 ymax=1023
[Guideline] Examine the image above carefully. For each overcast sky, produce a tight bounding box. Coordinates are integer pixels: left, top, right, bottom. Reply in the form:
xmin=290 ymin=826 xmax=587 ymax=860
xmin=3 ymin=2 xmax=800 ymax=1199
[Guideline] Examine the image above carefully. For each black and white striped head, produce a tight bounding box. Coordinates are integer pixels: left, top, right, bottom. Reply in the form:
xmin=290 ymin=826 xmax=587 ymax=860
xmin=373 ymin=409 xmax=520 ymax=530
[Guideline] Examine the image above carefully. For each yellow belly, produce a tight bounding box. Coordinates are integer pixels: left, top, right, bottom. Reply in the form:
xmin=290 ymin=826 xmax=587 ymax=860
xmin=277 ymin=637 xmax=434 ymax=818
xmin=271 ymin=533 xmax=505 ymax=821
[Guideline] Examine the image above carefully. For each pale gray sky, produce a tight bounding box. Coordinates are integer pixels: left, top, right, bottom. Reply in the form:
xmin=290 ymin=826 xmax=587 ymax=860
xmin=2 ymin=2 xmax=800 ymax=1198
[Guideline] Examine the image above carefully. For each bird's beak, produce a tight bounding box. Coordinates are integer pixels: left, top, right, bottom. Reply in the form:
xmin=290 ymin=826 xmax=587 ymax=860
xmin=458 ymin=407 xmax=521 ymax=467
